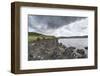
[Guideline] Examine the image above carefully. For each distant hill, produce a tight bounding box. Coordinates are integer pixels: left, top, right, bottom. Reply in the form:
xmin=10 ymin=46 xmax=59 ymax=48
xmin=29 ymin=32 xmax=56 ymax=37
xmin=29 ymin=32 xmax=44 ymax=36
xmin=58 ymin=35 xmax=88 ymax=39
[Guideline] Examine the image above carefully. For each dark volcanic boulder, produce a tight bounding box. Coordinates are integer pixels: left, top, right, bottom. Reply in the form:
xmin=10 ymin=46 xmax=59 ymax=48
xmin=62 ymin=47 xmax=76 ymax=59
xmin=76 ymin=49 xmax=87 ymax=58
xmin=84 ymin=47 xmax=88 ymax=50
xmin=77 ymin=49 xmax=85 ymax=55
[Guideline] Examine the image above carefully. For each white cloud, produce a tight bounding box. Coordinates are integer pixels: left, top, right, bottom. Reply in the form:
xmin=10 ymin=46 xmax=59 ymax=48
xmin=44 ymin=18 xmax=88 ymax=37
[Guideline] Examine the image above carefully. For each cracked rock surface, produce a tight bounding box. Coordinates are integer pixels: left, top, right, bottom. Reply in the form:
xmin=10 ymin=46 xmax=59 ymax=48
xmin=28 ymin=39 xmax=87 ymax=61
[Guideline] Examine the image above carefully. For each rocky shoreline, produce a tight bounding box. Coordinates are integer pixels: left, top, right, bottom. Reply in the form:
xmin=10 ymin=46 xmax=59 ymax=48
xmin=28 ymin=39 xmax=88 ymax=60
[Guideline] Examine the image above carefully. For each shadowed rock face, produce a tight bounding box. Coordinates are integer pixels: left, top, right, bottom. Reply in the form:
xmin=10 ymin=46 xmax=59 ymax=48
xmin=28 ymin=39 xmax=88 ymax=61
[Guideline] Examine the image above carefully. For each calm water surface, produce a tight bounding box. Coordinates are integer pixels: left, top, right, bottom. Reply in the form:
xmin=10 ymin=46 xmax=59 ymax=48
xmin=58 ymin=38 xmax=88 ymax=48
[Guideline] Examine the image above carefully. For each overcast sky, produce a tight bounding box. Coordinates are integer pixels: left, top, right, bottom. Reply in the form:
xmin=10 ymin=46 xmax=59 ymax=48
xmin=28 ymin=15 xmax=88 ymax=37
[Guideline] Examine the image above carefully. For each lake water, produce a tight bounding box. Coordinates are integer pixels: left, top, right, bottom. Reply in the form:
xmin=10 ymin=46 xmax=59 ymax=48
xmin=58 ymin=38 xmax=88 ymax=48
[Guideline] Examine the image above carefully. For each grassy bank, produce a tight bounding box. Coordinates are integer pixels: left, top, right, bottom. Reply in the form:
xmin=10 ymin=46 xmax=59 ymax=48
xmin=28 ymin=32 xmax=56 ymax=43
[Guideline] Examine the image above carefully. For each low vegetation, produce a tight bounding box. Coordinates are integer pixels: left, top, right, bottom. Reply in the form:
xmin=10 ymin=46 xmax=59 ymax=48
xmin=28 ymin=32 xmax=56 ymax=43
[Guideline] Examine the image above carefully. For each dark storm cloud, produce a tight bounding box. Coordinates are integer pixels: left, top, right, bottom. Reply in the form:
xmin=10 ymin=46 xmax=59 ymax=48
xmin=28 ymin=15 xmax=87 ymax=30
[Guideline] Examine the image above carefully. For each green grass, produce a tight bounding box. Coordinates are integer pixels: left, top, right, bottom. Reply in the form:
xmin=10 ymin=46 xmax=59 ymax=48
xmin=28 ymin=32 xmax=56 ymax=43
